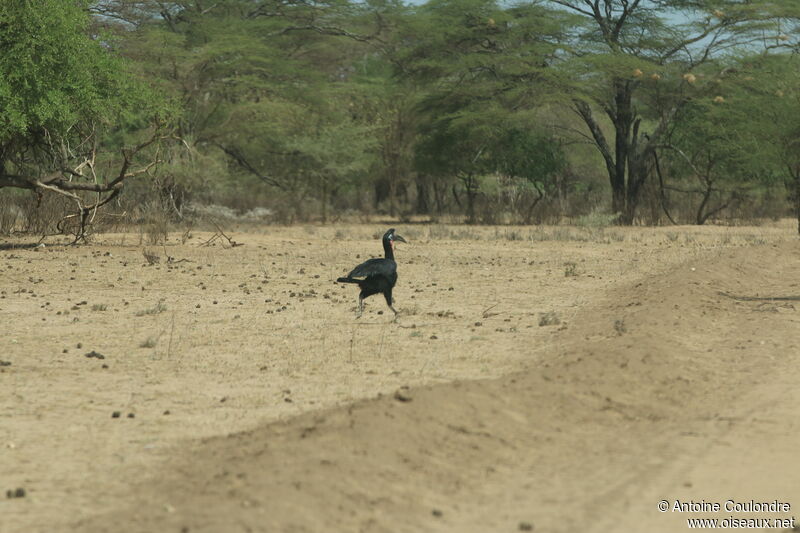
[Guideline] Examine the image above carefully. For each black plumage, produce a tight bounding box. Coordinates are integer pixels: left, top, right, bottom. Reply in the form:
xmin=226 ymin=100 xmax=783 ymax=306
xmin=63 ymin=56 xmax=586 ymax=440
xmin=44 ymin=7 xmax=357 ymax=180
xmin=337 ymin=228 xmax=407 ymax=318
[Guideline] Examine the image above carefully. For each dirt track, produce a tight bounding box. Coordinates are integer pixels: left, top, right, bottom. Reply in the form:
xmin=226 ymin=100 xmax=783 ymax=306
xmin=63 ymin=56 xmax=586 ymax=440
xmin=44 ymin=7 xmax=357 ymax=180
xmin=2 ymin=223 xmax=799 ymax=532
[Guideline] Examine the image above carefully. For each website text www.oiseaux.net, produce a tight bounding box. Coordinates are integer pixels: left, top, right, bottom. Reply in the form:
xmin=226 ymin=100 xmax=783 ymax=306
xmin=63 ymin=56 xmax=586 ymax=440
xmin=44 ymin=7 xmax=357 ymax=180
xmin=658 ymin=499 xmax=795 ymax=529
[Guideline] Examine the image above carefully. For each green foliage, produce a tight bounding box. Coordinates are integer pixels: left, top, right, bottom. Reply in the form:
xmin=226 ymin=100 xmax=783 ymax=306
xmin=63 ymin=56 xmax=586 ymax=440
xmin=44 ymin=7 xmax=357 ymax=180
xmin=659 ymin=53 xmax=799 ymax=223
xmin=3 ymin=0 xmax=798 ymax=227
xmin=0 ymin=0 xmax=161 ymax=142
xmin=109 ymin=0 xmax=381 ymax=219
xmin=493 ymin=127 xmax=565 ymax=188
xmin=544 ymin=0 xmax=799 ymax=222
xmin=401 ymin=0 xmax=573 ymax=221
xmin=0 ymin=1 xmax=174 ymax=241
xmin=414 ymin=106 xmax=499 ymax=180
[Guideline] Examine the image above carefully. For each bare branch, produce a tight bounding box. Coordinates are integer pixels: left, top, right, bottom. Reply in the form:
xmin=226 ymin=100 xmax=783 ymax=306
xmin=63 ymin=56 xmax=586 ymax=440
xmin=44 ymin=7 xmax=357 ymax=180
xmin=214 ymin=143 xmax=285 ymax=189
xmin=550 ymin=0 xmax=595 ymax=18
xmin=612 ymin=0 xmax=641 ymax=41
xmin=276 ymin=24 xmax=382 ymax=44
xmin=655 ymin=143 xmax=701 ymax=176
xmin=0 ymin=174 xmax=36 ymax=190
xmin=573 ymin=99 xmax=616 ymax=178
xmin=1 ymin=122 xmax=171 ymax=242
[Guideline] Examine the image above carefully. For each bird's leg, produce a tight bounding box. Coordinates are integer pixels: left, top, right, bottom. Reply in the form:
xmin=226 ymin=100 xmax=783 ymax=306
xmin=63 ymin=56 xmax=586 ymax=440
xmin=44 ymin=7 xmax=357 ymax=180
xmin=389 ymin=305 xmax=399 ymax=322
xmin=356 ymin=295 xmax=364 ymax=318
xmin=384 ymin=292 xmax=398 ymax=321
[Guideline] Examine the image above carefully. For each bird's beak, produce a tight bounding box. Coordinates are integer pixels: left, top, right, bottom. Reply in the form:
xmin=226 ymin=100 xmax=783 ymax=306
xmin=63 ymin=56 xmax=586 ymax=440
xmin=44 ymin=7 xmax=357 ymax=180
xmin=394 ymin=234 xmax=407 ymax=244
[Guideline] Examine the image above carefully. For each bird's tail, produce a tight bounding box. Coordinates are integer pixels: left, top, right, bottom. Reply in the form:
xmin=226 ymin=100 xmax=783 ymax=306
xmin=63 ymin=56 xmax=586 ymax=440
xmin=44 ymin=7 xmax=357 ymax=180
xmin=337 ymin=277 xmax=359 ymax=283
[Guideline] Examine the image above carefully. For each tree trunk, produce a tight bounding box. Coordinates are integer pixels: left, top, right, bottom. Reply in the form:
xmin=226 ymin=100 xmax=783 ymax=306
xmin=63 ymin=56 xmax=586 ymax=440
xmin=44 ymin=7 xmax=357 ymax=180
xmin=524 ymin=186 xmax=544 ymax=225
xmin=794 ymin=170 xmax=800 ymax=235
xmin=784 ymin=164 xmax=800 ymax=235
xmin=433 ymin=181 xmax=447 ymax=215
xmin=388 ymin=173 xmax=397 ymax=217
xmin=652 ymin=149 xmax=677 ymax=224
xmin=696 ymin=180 xmax=713 ymax=225
xmin=695 ymin=160 xmax=726 ymax=225
xmin=623 ymin=126 xmax=652 ymax=226
xmin=466 ymin=190 xmax=477 ymax=224
xmin=574 ymin=99 xmax=619 ymax=213
xmin=611 ymin=80 xmax=632 ymax=218
xmin=458 ymin=173 xmax=479 ymax=224
xmin=320 ymin=178 xmax=328 ymax=223
xmin=574 ymin=96 xmax=629 ymax=222
xmin=415 ymin=176 xmax=430 ymax=215
xmin=575 ymin=85 xmax=679 ymax=226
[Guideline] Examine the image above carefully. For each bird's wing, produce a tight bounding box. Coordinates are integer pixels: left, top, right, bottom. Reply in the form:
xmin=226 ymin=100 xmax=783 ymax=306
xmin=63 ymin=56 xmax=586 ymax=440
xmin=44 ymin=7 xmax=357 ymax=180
xmin=346 ymin=258 xmax=395 ymax=279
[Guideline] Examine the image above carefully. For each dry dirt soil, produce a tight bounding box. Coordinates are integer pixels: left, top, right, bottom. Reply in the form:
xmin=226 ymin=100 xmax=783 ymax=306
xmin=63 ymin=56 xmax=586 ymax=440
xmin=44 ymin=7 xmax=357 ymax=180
xmin=2 ymin=222 xmax=799 ymax=533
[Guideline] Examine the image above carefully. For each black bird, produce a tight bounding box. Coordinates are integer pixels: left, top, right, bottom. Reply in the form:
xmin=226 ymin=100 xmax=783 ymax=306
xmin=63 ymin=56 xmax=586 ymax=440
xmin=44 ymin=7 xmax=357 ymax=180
xmin=337 ymin=228 xmax=407 ymax=318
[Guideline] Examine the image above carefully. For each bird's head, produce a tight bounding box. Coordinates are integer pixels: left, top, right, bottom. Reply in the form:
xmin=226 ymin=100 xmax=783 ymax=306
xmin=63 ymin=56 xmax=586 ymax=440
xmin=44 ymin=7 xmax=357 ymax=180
xmin=384 ymin=228 xmax=407 ymax=250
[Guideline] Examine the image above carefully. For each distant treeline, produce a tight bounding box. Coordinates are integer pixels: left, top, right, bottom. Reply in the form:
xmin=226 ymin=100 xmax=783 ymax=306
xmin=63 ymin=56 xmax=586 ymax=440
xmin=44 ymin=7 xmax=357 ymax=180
xmin=1 ymin=1 xmax=799 ymax=235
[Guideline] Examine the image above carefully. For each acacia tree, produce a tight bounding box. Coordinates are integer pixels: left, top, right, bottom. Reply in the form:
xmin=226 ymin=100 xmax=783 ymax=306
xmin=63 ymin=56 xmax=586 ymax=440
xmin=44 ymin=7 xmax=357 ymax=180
xmin=660 ymin=101 xmax=751 ymax=224
xmin=99 ymin=0 xmax=385 ymax=220
xmin=415 ymin=94 xmax=565 ymax=224
xmin=549 ymin=0 xmax=798 ymax=224
xmin=773 ymin=81 xmax=800 ymax=234
xmin=414 ymin=106 xmax=496 ymax=224
xmin=398 ymin=0 xmax=570 ymax=222
xmin=731 ymin=54 xmax=800 ymax=232
xmin=493 ymin=126 xmax=566 ymax=223
xmin=346 ymin=58 xmax=421 ymax=217
xmin=654 ymin=53 xmax=799 ymax=225
xmin=0 ymin=0 xmax=170 ymax=240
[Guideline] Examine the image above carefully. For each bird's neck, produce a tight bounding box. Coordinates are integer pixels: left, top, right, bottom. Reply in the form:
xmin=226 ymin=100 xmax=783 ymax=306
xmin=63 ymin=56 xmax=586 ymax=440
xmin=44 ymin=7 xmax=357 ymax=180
xmin=383 ymin=240 xmax=395 ymax=260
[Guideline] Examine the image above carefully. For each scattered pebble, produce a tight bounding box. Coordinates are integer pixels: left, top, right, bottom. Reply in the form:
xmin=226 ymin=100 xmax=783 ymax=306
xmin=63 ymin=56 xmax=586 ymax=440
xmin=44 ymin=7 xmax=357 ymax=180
xmin=394 ymin=387 xmax=412 ymax=403
xmin=6 ymin=488 xmax=25 ymax=499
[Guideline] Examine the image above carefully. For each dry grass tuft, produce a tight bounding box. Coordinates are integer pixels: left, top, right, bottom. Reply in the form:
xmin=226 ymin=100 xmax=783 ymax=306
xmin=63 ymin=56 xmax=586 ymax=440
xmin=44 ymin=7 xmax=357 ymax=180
xmin=135 ymin=301 xmax=167 ymax=317
xmin=539 ymin=311 xmax=561 ymax=327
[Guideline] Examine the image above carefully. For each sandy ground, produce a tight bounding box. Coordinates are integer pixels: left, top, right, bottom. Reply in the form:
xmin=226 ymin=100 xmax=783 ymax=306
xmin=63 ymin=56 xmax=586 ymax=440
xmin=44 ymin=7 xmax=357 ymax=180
xmin=1 ymin=222 xmax=799 ymax=532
